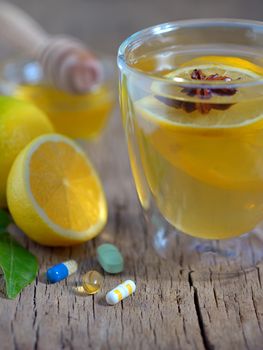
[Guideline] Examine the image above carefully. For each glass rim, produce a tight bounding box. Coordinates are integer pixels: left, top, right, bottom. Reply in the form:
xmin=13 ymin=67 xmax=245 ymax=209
xmin=117 ymin=18 xmax=263 ymax=89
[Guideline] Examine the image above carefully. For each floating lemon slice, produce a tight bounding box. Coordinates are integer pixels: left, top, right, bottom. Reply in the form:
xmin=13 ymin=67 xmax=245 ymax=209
xmin=135 ymin=56 xmax=263 ymax=189
xmin=7 ymin=134 xmax=107 ymax=246
xmin=179 ymin=56 xmax=263 ymax=76
xmin=172 ymin=55 xmax=263 ymax=81
xmin=136 ymin=95 xmax=263 ymax=131
xmin=152 ymin=56 xmax=263 ymax=103
xmin=138 ymin=56 xmax=263 ymax=130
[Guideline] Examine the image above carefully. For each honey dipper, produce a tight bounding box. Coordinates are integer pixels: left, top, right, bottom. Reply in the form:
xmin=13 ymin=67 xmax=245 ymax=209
xmin=0 ymin=2 xmax=102 ymax=94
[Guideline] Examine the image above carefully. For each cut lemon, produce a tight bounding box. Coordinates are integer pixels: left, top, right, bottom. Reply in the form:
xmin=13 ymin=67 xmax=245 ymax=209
xmin=136 ymin=95 xmax=263 ymax=131
xmin=135 ymin=56 xmax=263 ymax=189
xmin=152 ymin=56 xmax=263 ymax=102
xmin=178 ymin=56 xmax=263 ymax=78
xmin=7 ymin=134 xmax=107 ymax=246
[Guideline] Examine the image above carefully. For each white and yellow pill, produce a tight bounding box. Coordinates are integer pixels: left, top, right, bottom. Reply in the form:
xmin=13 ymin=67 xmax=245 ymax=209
xmin=106 ymin=280 xmax=136 ymax=305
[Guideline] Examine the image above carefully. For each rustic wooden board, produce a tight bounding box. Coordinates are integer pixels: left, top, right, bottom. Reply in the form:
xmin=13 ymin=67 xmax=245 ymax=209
xmin=1 ymin=1 xmax=263 ymax=349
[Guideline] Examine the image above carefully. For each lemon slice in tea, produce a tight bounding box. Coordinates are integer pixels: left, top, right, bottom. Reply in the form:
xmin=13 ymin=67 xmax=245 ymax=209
xmin=135 ymin=56 xmax=263 ymax=189
xmin=138 ymin=56 xmax=263 ymax=131
xmin=171 ymin=55 xmax=263 ymax=81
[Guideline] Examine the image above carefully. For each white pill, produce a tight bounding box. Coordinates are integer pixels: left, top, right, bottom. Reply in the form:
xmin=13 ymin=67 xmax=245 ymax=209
xmin=106 ymin=280 xmax=136 ymax=305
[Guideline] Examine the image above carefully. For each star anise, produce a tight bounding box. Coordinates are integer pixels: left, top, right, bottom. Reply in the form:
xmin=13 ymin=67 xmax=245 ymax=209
xmin=155 ymin=69 xmax=238 ymax=114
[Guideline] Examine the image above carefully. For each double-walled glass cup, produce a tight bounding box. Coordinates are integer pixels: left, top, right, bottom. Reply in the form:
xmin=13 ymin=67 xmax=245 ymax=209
xmin=118 ymin=19 xmax=263 ymax=272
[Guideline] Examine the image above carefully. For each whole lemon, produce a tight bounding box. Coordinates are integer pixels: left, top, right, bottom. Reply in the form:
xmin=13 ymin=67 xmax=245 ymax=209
xmin=0 ymin=96 xmax=53 ymax=207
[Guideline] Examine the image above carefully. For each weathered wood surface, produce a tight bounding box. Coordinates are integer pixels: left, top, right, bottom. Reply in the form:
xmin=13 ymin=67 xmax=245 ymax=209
xmin=1 ymin=1 xmax=263 ymax=349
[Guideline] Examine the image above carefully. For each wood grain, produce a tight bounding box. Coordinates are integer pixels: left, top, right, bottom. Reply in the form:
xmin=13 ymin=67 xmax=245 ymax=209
xmin=1 ymin=1 xmax=263 ymax=349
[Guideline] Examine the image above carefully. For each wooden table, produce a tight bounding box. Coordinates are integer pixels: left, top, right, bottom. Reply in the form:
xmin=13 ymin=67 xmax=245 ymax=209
xmin=1 ymin=1 xmax=263 ymax=349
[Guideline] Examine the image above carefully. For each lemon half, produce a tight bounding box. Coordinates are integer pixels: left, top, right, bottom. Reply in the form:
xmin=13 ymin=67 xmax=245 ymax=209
xmin=7 ymin=134 xmax=107 ymax=246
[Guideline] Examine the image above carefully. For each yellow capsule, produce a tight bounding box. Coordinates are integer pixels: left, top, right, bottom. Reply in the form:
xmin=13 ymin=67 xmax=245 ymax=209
xmin=82 ymin=270 xmax=103 ymax=295
xmin=106 ymin=280 xmax=136 ymax=305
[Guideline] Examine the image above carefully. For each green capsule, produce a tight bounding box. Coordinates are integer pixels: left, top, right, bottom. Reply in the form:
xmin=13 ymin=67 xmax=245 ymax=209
xmin=96 ymin=243 xmax=124 ymax=274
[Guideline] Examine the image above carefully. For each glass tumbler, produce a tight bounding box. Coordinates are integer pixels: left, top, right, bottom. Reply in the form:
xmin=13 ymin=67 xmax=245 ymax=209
xmin=118 ymin=19 xmax=263 ymax=272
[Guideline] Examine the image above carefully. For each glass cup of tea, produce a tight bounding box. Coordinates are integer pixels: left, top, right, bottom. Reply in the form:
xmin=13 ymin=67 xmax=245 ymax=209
xmin=118 ymin=19 xmax=263 ymax=272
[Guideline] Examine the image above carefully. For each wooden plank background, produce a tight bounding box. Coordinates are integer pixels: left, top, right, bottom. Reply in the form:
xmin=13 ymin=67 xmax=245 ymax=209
xmin=1 ymin=1 xmax=263 ymax=349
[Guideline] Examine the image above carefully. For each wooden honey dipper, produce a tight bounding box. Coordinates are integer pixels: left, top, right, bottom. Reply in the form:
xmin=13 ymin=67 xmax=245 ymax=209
xmin=0 ymin=2 xmax=103 ymax=94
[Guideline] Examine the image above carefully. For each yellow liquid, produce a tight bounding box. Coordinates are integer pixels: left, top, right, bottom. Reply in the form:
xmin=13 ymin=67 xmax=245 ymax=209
xmin=15 ymin=83 xmax=114 ymax=139
xmin=123 ymin=53 xmax=263 ymax=239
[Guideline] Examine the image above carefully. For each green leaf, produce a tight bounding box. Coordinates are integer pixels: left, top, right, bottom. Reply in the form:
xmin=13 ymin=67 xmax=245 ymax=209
xmin=0 ymin=209 xmax=12 ymax=234
xmin=0 ymin=232 xmax=38 ymax=299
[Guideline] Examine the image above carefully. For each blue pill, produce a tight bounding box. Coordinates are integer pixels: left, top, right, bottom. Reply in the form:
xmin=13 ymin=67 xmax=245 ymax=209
xmin=46 ymin=260 xmax=78 ymax=283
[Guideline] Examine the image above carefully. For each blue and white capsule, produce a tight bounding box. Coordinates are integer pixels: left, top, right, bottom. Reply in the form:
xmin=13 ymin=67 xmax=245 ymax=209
xmin=46 ymin=260 xmax=78 ymax=283
xmin=106 ymin=280 xmax=136 ymax=305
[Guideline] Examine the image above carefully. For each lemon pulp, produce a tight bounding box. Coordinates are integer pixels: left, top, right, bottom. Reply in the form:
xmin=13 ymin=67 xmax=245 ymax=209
xmin=127 ymin=56 xmax=263 ymax=239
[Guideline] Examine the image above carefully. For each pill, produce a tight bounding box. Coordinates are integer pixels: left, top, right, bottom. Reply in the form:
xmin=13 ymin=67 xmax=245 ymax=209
xmin=97 ymin=243 xmax=124 ymax=274
xmin=106 ymin=280 xmax=136 ymax=305
xmin=82 ymin=270 xmax=103 ymax=295
xmin=46 ymin=260 xmax=78 ymax=283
